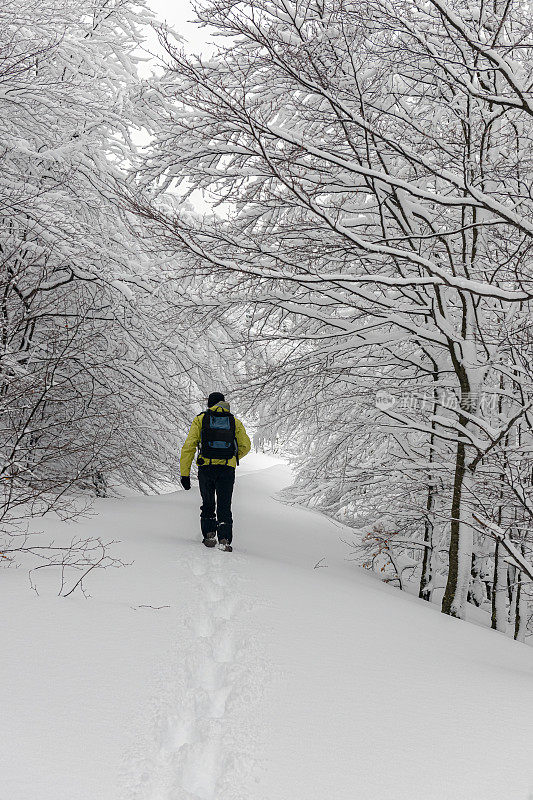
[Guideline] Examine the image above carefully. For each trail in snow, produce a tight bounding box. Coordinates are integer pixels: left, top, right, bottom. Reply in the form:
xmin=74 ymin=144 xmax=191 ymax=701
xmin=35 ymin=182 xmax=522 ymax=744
xmin=125 ymin=548 xmax=259 ymax=800
xmin=2 ymin=454 xmax=533 ymax=800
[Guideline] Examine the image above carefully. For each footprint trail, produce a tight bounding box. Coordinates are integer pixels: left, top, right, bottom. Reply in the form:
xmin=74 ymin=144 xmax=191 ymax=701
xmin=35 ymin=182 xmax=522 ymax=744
xmin=125 ymin=547 xmax=258 ymax=800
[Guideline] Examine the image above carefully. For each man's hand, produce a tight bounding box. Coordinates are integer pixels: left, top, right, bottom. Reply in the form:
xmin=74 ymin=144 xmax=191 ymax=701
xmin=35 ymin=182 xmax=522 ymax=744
xmin=180 ymin=476 xmax=191 ymax=490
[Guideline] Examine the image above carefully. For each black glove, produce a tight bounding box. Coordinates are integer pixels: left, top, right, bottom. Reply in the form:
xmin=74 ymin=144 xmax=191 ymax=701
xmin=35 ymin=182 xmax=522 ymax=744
xmin=180 ymin=476 xmax=191 ymax=490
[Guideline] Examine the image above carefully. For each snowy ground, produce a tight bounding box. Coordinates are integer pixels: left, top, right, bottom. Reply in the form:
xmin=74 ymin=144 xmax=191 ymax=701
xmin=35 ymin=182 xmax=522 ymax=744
xmin=2 ymin=454 xmax=533 ymax=800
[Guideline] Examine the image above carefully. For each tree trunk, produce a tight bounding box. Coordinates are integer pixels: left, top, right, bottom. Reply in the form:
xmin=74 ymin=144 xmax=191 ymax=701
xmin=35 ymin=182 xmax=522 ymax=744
xmin=442 ymin=440 xmax=474 ymax=618
xmin=467 ymin=552 xmax=484 ymax=607
xmin=491 ymin=539 xmax=508 ymax=633
xmin=419 ymin=484 xmax=434 ymax=601
xmin=514 ymin=574 xmax=527 ymax=643
xmin=512 ymin=544 xmax=528 ymax=643
xmin=92 ymin=470 xmax=108 ymax=498
xmin=420 ymin=390 xmax=439 ymax=602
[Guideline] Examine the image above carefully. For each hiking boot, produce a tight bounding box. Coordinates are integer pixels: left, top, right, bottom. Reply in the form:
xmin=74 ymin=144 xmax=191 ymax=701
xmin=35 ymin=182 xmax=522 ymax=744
xmin=202 ymin=532 xmax=217 ymax=548
xmin=218 ymin=539 xmax=233 ymax=552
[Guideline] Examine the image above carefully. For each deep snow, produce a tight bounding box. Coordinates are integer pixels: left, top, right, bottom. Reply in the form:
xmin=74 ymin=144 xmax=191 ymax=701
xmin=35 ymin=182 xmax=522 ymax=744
xmin=2 ymin=454 xmax=533 ymax=800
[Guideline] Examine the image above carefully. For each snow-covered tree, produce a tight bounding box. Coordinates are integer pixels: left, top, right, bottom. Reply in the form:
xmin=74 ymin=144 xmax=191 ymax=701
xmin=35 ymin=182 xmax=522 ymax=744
xmin=138 ymin=0 xmax=533 ymax=633
xmin=0 ymin=0 xmax=218 ymax=587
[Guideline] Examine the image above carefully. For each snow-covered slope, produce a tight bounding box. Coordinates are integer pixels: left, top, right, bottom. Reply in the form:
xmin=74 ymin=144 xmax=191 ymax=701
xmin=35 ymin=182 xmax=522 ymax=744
xmin=2 ymin=455 xmax=533 ymax=800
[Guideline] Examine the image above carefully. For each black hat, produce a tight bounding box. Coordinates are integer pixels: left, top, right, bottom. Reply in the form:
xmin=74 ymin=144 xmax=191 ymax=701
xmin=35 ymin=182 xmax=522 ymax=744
xmin=207 ymin=391 xmax=225 ymax=407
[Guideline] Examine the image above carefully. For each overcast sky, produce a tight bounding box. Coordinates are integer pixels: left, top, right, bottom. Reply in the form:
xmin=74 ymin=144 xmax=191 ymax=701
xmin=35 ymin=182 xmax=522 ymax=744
xmin=143 ymin=1 xmax=219 ymax=215
xmin=148 ymin=0 xmax=214 ymax=53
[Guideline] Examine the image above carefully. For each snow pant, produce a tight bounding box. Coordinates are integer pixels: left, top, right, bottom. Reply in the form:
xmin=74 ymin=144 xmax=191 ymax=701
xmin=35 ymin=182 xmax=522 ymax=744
xmin=198 ymin=465 xmax=236 ymax=544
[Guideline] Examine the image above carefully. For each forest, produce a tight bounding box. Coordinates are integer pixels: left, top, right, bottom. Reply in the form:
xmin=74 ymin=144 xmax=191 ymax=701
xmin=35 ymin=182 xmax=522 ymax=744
xmin=2 ymin=0 xmax=533 ymax=640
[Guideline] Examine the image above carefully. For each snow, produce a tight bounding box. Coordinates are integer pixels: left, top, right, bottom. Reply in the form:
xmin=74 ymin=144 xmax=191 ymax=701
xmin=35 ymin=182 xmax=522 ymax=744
xmin=2 ymin=454 xmax=533 ymax=800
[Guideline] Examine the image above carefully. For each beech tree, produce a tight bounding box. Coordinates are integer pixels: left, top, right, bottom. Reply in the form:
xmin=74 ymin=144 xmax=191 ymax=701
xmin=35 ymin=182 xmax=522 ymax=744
xmin=138 ymin=0 xmax=533 ymax=631
xmin=0 ymin=0 xmax=218 ymax=589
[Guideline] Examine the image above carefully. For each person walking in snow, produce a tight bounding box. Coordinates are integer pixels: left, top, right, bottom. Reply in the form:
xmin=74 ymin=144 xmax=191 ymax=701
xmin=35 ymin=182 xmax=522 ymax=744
xmin=180 ymin=392 xmax=251 ymax=552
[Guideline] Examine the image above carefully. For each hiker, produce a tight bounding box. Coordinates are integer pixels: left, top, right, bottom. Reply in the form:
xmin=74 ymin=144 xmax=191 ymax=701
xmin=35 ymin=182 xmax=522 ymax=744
xmin=180 ymin=392 xmax=251 ymax=552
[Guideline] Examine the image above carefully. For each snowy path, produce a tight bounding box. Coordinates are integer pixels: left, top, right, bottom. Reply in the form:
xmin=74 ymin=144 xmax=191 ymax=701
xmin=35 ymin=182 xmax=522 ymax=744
xmin=124 ymin=549 xmax=256 ymax=800
xmin=2 ymin=455 xmax=533 ymax=800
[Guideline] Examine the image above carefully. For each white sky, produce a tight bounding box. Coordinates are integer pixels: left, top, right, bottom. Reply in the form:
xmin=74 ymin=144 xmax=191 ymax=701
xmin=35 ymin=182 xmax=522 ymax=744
xmin=147 ymin=0 xmax=215 ymax=54
xmin=142 ymin=0 xmax=224 ymax=216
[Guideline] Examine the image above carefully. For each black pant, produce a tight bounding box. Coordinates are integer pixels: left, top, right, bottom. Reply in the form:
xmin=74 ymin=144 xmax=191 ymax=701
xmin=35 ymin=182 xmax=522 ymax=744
xmin=198 ymin=465 xmax=236 ymax=544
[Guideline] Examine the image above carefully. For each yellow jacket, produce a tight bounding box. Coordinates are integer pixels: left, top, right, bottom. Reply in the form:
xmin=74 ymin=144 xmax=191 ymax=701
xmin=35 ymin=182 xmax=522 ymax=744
xmin=180 ymin=404 xmax=251 ymax=476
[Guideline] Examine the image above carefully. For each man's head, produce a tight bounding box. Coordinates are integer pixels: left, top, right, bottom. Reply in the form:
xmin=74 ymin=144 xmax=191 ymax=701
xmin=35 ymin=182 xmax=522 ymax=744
xmin=207 ymin=391 xmax=225 ymax=408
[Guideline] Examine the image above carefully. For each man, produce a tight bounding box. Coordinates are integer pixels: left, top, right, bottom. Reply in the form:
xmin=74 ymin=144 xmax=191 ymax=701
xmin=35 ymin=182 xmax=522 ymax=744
xmin=180 ymin=392 xmax=251 ymax=552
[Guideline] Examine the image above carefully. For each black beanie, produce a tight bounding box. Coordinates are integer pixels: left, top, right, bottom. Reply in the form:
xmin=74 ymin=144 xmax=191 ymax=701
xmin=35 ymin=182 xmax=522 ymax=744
xmin=207 ymin=391 xmax=225 ymax=407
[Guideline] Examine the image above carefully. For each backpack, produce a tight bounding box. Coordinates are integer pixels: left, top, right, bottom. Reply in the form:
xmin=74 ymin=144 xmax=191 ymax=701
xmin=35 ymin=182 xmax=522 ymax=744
xmin=200 ymin=408 xmax=238 ymax=464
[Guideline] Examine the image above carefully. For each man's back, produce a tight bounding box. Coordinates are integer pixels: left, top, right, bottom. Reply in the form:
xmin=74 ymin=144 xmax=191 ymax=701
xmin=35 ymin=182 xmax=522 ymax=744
xmin=180 ymin=401 xmax=251 ymax=474
xmin=180 ymin=393 xmax=251 ymax=551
